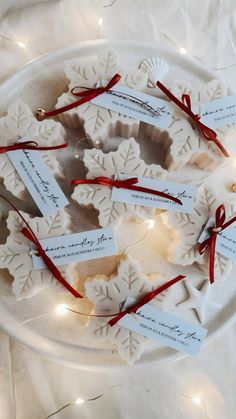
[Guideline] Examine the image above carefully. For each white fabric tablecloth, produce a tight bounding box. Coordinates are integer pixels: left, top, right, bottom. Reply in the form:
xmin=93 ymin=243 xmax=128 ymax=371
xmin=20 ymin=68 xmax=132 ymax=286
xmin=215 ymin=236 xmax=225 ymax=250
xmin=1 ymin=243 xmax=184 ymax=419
xmin=0 ymin=1 xmax=235 ymax=418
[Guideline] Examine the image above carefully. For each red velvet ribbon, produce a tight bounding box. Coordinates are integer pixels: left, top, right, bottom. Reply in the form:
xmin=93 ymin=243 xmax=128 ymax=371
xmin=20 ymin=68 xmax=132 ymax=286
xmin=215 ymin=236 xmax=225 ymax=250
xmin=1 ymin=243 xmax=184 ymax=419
xmin=156 ymin=81 xmax=229 ymax=158
xmin=108 ymin=274 xmax=185 ymax=326
xmin=0 ymin=194 xmax=83 ymax=298
xmin=71 ymin=176 xmax=183 ymax=206
xmin=42 ymin=73 xmax=121 ymax=118
xmin=0 ymin=140 xmax=68 ymax=153
xmin=199 ymin=204 xmax=236 ymax=284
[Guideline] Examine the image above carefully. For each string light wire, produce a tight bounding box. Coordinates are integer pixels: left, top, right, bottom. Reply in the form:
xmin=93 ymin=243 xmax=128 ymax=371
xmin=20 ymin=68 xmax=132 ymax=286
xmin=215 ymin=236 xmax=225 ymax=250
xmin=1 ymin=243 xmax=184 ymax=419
xmin=46 ymin=384 xmax=210 ymax=418
xmin=0 ymin=34 xmax=27 ymax=48
xmin=18 ymin=226 xmax=154 ymax=326
xmin=0 ymin=7 xmax=228 ymax=419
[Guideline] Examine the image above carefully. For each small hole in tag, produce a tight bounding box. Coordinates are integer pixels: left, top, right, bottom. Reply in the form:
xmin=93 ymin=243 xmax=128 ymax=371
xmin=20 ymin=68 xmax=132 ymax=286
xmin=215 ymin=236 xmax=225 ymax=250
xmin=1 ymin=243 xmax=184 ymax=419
xmin=29 ymin=249 xmax=40 ymax=257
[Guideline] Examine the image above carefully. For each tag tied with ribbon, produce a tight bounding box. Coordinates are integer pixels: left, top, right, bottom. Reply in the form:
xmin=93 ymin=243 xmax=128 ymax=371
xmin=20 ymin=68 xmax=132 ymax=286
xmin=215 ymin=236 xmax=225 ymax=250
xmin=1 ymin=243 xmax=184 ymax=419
xmin=71 ymin=176 xmax=183 ymax=206
xmin=156 ymin=80 xmax=229 ymax=158
xmin=199 ymin=204 xmax=236 ymax=284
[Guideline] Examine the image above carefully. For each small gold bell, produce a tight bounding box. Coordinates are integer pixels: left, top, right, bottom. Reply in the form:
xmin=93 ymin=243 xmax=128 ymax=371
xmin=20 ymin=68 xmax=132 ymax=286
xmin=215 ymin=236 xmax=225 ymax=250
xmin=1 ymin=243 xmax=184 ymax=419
xmin=231 ymin=183 xmax=236 ymax=192
xmin=35 ymin=108 xmax=46 ymax=121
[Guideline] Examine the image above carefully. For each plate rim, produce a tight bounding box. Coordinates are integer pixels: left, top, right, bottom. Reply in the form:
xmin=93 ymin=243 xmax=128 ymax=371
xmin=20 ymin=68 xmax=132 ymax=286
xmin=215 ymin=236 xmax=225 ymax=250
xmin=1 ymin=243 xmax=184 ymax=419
xmin=0 ymin=38 xmax=234 ymax=370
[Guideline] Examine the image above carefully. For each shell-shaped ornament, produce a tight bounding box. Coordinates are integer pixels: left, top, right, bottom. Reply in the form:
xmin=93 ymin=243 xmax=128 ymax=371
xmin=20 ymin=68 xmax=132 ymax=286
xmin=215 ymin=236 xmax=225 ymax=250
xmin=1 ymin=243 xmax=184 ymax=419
xmin=140 ymin=57 xmax=170 ymax=87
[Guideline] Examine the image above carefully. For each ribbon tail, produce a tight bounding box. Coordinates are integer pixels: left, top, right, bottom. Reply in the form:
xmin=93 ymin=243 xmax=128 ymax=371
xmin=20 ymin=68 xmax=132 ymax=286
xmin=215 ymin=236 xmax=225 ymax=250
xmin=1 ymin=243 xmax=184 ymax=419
xmin=44 ymin=93 xmax=99 ymax=118
xmin=41 ymin=253 xmax=83 ymax=298
xmin=21 ymin=228 xmax=83 ymax=298
xmin=211 ymin=136 xmax=229 ymax=158
xmin=208 ymin=234 xmax=217 ymax=284
xmin=108 ymin=274 xmax=185 ymax=327
xmin=33 ymin=143 xmax=68 ymax=151
xmin=38 ymin=73 xmax=121 ymax=119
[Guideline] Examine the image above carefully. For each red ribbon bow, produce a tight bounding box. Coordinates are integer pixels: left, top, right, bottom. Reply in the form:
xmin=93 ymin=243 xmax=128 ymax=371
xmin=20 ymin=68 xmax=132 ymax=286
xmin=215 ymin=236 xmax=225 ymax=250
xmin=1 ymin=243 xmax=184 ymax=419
xmin=0 ymin=194 xmax=82 ymax=299
xmin=108 ymin=274 xmax=185 ymax=326
xmin=37 ymin=73 xmax=121 ymax=119
xmin=199 ymin=204 xmax=236 ymax=283
xmin=156 ymin=81 xmax=229 ymax=158
xmin=0 ymin=140 xmax=68 ymax=153
xmin=71 ymin=176 xmax=183 ymax=206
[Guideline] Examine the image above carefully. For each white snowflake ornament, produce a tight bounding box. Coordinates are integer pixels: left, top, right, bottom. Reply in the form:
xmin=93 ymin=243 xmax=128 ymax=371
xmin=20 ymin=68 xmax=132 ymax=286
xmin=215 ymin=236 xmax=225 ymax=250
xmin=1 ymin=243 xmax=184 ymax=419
xmin=171 ymin=79 xmax=227 ymax=107
xmin=85 ymin=255 xmax=170 ymax=364
xmin=0 ymin=209 xmax=72 ymax=300
xmin=72 ymin=138 xmax=166 ymax=227
xmin=56 ymin=48 xmax=148 ymax=147
xmin=146 ymin=79 xmax=235 ymax=172
xmin=0 ymin=100 xmax=66 ymax=200
xmin=163 ymin=184 xmax=236 ymax=281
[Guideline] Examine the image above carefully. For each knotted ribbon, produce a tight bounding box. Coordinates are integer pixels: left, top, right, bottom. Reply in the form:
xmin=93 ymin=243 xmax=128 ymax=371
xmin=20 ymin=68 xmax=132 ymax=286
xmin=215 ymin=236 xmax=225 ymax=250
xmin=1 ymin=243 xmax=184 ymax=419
xmin=156 ymin=80 xmax=229 ymax=157
xmin=0 ymin=140 xmax=68 ymax=153
xmin=199 ymin=204 xmax=236 ymax=284
xmin=108 ymin=274 xmax=185 ymax=326
xmin=71 ymin=176 xmax=183 ymax=206
xmin=35 ymin=73 xmax=121 ymax=120
xmin=0 ymin=194 xmax=83 ymax=298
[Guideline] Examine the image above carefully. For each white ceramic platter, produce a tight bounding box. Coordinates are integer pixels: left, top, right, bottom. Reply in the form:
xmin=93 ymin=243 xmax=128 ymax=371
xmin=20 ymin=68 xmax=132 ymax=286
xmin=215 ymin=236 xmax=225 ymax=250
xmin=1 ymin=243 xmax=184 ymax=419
xmin=0 ymin=40 xmax=235 ymax=371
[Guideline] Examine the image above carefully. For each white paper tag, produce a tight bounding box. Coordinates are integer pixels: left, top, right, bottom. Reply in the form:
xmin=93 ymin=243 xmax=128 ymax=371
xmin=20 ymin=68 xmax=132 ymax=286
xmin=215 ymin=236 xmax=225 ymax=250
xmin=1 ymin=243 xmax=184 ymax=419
xmin=193 ymin=95 xmax=236 ymax=129
xmin=7 ymin=148 xmax=69 ymax=216
xmin=91 ymin=84 xmax=173 ymax=128
xmin=111 ymin=174 xmax=196 ymax=213
xmin=32 ymin=227 xmax=117 ymax=269
xmin=118 ymin=297 xmax=207 ymax=356
xmin=198 ymin=218 xmax=236 ymax=262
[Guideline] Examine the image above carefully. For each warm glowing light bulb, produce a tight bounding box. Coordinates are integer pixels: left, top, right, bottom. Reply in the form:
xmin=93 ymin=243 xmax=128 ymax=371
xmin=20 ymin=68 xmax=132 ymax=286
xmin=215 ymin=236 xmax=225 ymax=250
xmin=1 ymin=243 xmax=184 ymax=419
xmin=192 ymin=396 xmax=202 ymax=406
xmin=144 ymin=219 xmax=155 ymax=229
xmin=179 ymin=47 xmax=187 ymax=54
xmin=98 ymin=17 xmax=103 ymax=27
xmin=75 ymin=398 xmax=85 ymax=405
xmin=17 ymin=41 xmax=27 ymax=48
xmin=54 ymin=303 xmax=68 ymax=316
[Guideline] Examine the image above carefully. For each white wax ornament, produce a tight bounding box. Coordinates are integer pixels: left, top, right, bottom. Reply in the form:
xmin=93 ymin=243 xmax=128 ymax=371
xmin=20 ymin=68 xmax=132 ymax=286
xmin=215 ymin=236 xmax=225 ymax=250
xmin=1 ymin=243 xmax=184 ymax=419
xmin=85 ymin=255 xmax=170 ymax=365
xmin=0 ymin=100 xmax=66 ymax=200
xmin=72 ymin=138 xmax=167 ymax=227
xmin=169 ymin=79 xmax=235 ymax=170
xmin=0 ymin=209 xmax=73 ymax=300
xmin=177 ymin=280 xmax=222 ymax=324
xmin=56 ymin=48 xmax=148 ymax=147
xmin=145 ymin=79 xmax=236 ymax=172
xmin=139 ymin=57 xmax=170 ymax=87
xmin=163 ymin=183 xmax=236 ymax=281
